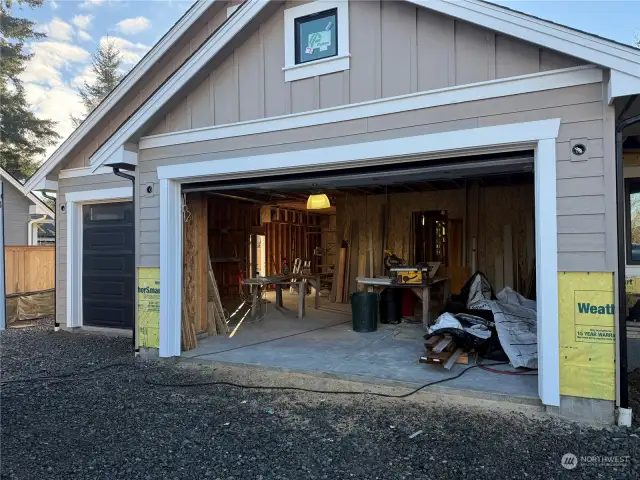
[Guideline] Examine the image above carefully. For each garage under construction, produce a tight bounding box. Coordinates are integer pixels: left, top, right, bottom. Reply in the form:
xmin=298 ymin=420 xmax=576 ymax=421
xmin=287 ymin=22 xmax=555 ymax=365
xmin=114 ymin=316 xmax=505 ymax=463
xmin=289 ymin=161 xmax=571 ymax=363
xmin=178 ymin=151 xmax=540 ymax=399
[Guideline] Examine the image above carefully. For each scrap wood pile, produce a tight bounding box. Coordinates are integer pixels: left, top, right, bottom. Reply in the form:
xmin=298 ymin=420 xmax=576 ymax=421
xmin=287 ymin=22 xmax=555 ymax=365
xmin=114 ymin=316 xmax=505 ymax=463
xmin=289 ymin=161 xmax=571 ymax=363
xmin=206 ymin=252 xmax=230 ymax=336
xmin=181 ymin=253 xmax=229 ymax=351
xmin=420 ymin=334 xmax=472 ymax=369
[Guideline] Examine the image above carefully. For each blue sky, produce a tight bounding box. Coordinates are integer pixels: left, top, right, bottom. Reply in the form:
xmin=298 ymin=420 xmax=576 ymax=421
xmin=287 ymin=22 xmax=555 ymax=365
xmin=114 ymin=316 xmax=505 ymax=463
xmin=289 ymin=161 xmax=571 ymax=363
xmin=12 ymin=0 xmax=640 ymax=161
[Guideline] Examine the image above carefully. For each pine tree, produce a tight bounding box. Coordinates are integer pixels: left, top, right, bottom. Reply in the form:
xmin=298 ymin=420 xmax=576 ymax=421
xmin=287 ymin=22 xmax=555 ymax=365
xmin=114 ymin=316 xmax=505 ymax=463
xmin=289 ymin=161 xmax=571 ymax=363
xmin=71 ymin=40 xmax=123 ymax=128
xmin=0 ymin=0 xmax=60 ymax=180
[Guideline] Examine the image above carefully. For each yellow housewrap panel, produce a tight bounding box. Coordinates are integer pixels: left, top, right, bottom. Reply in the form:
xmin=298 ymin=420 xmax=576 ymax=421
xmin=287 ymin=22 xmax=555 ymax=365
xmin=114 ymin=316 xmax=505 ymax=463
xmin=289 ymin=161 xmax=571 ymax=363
xmin=558 ymin=272 xmax=615 ymax=401
xmin=138 ymin=267 xmax=160 ymax=348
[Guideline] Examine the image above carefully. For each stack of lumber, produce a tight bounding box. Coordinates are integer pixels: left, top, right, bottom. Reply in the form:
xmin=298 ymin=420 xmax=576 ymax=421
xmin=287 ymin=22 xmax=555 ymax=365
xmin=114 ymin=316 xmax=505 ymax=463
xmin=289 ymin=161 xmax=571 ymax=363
xmin=419 ymin=335 xmax=471 ymax=370
xmin=207 ymin=251 xmax=230 ymax=336
xmin=330 ymin=220 xmax=360 ymax=304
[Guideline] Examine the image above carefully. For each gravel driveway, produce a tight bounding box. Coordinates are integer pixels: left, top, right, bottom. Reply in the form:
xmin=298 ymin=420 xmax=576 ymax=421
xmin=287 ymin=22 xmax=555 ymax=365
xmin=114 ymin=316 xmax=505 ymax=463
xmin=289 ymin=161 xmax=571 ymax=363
xmin=2 ymin=324 xmax=640 ymax=480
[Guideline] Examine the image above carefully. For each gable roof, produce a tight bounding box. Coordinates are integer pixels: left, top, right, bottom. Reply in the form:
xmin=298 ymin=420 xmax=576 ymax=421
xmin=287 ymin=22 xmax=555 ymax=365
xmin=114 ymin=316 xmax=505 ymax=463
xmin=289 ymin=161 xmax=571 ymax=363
xmin=24 ymin=0 xmax=640 ymax=193
xmin=0 ymin=167 xmax=54 ymax=217
xmin=23 ymin=0 xmax=221 ymax=192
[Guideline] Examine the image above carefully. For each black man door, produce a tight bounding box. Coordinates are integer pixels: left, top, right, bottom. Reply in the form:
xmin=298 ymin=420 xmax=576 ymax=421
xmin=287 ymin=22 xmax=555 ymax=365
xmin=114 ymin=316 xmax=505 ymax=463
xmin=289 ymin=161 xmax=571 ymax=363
xmin=82 ymin=202 xmax=134 ymax=329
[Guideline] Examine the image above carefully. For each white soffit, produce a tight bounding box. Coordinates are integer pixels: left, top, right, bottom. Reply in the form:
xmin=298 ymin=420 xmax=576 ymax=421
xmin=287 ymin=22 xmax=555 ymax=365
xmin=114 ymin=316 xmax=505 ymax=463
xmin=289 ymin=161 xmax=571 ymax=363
xmin=23 ymin=0 xmax=217 ymax=193
xmin=141 ymin=65 xmax=600 ymax=150
xmin=608 ymin=70 xmax=640 ymax=104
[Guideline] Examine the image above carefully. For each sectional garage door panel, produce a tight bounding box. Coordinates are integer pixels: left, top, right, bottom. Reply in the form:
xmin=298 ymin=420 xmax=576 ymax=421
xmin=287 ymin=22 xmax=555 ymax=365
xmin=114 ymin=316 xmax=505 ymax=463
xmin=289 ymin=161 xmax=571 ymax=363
xmin=82 ymin=202 xmax=134 ymax=329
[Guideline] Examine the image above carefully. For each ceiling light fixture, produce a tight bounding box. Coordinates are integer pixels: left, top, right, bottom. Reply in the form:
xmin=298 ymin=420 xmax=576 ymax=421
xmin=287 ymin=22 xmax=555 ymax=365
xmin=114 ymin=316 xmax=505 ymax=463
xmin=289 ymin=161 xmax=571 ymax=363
xmin=307 ymin=193 xmax=331 ymax=210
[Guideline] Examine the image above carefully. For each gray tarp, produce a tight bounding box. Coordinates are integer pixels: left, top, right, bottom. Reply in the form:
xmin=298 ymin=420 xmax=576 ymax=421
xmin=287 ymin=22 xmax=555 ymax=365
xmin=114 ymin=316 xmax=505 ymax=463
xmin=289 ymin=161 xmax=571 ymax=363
xmin=467 ymin=275 xmax=538 ymax=369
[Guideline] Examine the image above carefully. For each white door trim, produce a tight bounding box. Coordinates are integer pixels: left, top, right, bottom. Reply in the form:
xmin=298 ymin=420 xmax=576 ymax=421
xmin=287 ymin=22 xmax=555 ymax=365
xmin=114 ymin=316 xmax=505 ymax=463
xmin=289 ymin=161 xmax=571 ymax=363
xmin=157 ymin=119 xmax=561 ymax=407
xmin=65 ymin=186 xmax=133 ymax=328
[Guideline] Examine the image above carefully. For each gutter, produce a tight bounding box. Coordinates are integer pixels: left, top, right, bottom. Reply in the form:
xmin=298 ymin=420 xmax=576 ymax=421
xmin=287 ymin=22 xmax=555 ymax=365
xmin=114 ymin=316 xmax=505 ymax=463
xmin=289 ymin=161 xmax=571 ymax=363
xmin=615 ymin=104 xmax=640 ymax=424
xmin=27 ymin=215 xmax=49 ymax=246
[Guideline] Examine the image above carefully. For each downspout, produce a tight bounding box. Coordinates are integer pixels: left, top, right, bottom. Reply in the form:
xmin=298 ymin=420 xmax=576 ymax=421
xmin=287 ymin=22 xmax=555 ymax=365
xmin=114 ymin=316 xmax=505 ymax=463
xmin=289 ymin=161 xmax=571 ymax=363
xmin=27 ymin=215 xmax=48 ymax=246
xmin=42 ymin=191 xmax=58 ymax=332
xmin=615 ymin=109 xmax=640 ymax=412
xmin=111 ymin=166 xmax=137 ymax=353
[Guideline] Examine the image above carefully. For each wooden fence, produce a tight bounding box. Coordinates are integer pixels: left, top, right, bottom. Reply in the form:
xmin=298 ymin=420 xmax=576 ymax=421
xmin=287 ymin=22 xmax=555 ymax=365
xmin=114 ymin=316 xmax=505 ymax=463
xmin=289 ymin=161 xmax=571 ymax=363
xmin=4 ymin=246 xmax=55 ymax=295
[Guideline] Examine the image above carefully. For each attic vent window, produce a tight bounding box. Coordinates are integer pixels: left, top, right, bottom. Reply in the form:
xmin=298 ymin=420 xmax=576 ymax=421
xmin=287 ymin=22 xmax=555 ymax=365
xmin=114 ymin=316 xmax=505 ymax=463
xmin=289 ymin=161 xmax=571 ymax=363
xmin=295 ymin=9 xmax=338 ymax=65
xmin=283 ymin=1 xmax=350 ymax=82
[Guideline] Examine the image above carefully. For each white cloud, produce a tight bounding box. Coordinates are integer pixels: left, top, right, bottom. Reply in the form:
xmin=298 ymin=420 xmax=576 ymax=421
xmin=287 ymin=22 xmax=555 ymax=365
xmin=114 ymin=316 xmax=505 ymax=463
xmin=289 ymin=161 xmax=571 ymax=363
xmin=80 ymin=0 xmax=105 ymax=8
xmin=71 ymin=64 xmax=97 ymax=90
xmin=50 ymin=0 xmax=58 ymax=10
xmin=77 ymin=30 xmax=93 ymax=42
xmin=100 ymin=36 xmax=150 ymax=65
xmin=38 ymin=17 xmax=73 ymax=42
xmin=24 ymin=83 xmax=85 ymax=159
xmin=21 ymin=41 xmax=90 ymax=88
xmin=116 ymin=16 xmax=151 ymax=35
xmin=72 ymin=14 xmax=93 ymax=30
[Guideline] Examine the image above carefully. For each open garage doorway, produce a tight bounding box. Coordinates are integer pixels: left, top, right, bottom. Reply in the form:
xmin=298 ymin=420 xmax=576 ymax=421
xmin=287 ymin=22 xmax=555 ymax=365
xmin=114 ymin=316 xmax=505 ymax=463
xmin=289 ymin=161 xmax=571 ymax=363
xmin=177 ymin=150 xmax=542 ymax=402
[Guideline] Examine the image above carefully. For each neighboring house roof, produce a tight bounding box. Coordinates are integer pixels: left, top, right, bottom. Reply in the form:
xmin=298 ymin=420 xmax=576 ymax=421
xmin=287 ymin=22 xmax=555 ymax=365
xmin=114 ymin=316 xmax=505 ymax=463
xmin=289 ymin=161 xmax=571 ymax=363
xmin=24 ymin=0 xmax=640 ymax=193
xmin=0 ymin=167 xmax=55 ymax=217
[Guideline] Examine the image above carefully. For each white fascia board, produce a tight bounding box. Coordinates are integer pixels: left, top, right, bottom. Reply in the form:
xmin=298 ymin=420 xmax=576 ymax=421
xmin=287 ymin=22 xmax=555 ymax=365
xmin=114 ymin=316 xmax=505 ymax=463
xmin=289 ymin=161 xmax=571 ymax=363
xmin=23 ymin=0 xmax=217 ymax=194
xmin=0 ymin=167 xmax=26 ymax=193
xmin=157 ymin=119 xmax=561 ymax=181
xmin=65 ymin=187 xmax=133 ymax=203
xmin=608 ymin=70 xmax=640 ymax=104
xmin=141 ymin=65 xmax=599 ymax=150
xmin=32 ymin=178 xmax=58 ymax=192
xmin=59 ymin=166 xmax=114 ymax=180
xmin=90 ymin=0 xmax=269 ymax=172
xmin=106 ymin=143 xmax=139 ymax=167
xmin=408 ymin=0 xmax=640 ymax=77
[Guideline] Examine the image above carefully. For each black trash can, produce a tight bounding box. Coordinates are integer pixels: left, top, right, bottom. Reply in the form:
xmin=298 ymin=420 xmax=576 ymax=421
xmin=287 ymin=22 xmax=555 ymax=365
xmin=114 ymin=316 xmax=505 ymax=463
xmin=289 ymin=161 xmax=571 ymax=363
xmin=351 ymin=292 xmax=378 ymax=333
xmin=380 ymin=288 xmax=402 ymax=324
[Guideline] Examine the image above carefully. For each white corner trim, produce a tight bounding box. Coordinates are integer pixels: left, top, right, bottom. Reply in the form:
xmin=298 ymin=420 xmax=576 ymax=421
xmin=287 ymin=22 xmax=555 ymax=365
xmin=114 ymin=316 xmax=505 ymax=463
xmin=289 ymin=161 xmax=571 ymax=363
xmin=66 ymin=200 xmax=83 ymax=328
xmin=65 ymin=187 xmax=133 ymax=204
xmin=157 ymin=119 xmax=561 ymax=181
xmin=65 ymin=187 xmax=133 ymax=329
xmin=158 ymin=119 xmax=561 ymax=407
xmin=283 ymin=54 xmax=350 ymax=82
xmin=159 ymin=178 xmax=182 ymax=357
xmin=23 ymin=0 xmax=217 ymax=194
xmin=408 ymin=0 xmax=640 ymax=77
xmin=141 ymin=65 xmax=599 ymax=150
xmin=89 ymin=0 xmax=269 ymax=172
xmin=283 ymin=0 xmax=350 ymax=82
xmin=608 ymin=69 xmax=640 ymax=104
xmin=59 ymin=166 xmax=116 ymax=180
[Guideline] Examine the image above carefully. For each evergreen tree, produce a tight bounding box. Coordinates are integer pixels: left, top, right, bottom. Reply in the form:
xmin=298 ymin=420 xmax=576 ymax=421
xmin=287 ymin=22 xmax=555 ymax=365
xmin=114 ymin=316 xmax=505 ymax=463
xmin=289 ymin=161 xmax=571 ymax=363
xmin=71 ymin=40 xmax=123 ymax=128
xmin=0 ymin=0 xmax=60 ymax=180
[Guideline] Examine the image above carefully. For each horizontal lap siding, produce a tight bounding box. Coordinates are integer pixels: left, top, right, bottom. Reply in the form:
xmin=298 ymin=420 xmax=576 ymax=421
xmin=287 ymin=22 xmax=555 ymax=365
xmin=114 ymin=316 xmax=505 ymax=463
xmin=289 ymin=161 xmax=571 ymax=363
xmin=2 ymin=181 xmax=31 ymax=246
xmin=138 ymin=82 xmax=612 ymax=274
xmin=55 ymin=173 xmax=132 ymax=327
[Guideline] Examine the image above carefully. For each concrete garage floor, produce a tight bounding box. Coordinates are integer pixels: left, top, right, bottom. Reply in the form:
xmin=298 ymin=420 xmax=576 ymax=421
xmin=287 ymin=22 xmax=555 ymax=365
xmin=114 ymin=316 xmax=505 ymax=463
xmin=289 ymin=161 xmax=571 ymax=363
xmin=183 ymin=291 xmax=539 ymax=403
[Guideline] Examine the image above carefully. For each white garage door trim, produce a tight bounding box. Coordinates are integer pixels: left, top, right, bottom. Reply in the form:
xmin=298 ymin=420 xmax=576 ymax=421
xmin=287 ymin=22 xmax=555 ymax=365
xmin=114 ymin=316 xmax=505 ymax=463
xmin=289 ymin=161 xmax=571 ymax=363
xmin=65 ymin=187 xmax=133 ymax=329
xmin=157 ymin=119 xmax=561 ymax=407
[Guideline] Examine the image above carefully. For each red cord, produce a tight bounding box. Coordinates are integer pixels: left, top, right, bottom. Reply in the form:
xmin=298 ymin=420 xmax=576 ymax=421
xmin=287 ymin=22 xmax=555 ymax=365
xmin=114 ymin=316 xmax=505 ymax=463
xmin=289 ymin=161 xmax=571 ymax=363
xmin=478 ymin=364 xmax=538 ymax=376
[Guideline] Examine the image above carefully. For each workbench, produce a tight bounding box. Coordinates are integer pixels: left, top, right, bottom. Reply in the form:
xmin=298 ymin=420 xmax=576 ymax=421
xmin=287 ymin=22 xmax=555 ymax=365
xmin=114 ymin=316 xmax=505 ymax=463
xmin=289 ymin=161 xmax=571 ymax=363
xmin=355 ymin=277 xmax=450 ymax=330
xmin=242 ymin=273 xmax=322 ymax=320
